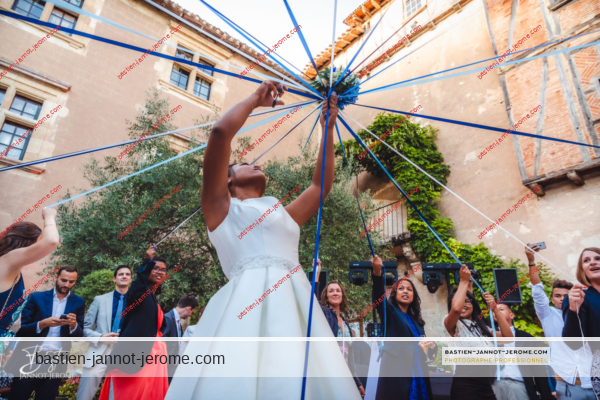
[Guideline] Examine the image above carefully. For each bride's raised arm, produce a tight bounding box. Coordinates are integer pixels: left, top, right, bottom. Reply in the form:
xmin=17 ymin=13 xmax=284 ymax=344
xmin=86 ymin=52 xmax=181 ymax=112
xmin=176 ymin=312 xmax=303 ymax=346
xmin=201 ymin=81 xmax=287 ymax=231
xmin=285 ymin=95 xmax=338 ymax=227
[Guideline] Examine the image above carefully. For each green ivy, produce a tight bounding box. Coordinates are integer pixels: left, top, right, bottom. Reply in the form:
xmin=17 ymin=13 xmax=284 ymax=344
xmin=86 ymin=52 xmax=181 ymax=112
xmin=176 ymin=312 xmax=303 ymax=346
xmin=337 ymin=112 xmax=554 ymax=336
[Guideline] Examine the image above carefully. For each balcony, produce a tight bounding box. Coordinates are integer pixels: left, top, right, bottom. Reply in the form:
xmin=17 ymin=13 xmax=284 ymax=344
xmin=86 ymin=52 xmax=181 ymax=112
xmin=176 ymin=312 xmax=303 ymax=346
xmin=367 ymin=201 xmax=411 ymax=245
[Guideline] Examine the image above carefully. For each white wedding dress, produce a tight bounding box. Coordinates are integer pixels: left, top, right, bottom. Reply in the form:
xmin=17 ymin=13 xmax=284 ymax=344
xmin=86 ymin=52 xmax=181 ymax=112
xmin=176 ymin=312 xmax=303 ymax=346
xmin=165 ymin=196 xmax=362 ymax=400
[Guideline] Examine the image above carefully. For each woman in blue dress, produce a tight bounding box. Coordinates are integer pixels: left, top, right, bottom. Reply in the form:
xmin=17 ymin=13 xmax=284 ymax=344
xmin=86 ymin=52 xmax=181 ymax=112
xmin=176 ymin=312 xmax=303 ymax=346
xmin=371 ymin=255 xmax=436 ymax=400
xmin=0 ymin=207 xmax=59 ymax=396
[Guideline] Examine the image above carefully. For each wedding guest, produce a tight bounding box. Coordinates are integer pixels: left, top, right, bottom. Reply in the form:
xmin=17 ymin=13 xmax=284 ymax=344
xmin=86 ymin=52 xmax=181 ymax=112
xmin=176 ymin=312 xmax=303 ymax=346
xmin=483 ymin=299 xmax=553 ymax=400
xmin=443 ymin=265 xmax=514 ymax=400
xmin=563 ymin=247 xmax=600 ymax=398
xmin=99 ymin=246 xmax=169 ymax=400
xmin=164 ymin=294 xmax=198 ymax=382
xmin=76 ymin=265 xmax=132 ymax=400
xmin=9 ymin=265 xmax=84 ymax=400
xmin=371 ymin=255 xmax=436 ymax=400
xmin=314 ymin=259 xmax=365 ymax=398
xmin=525 ymin=245 xmax=594 ymax=399
xmin=0 ymin=208 xmax=59 ymax=341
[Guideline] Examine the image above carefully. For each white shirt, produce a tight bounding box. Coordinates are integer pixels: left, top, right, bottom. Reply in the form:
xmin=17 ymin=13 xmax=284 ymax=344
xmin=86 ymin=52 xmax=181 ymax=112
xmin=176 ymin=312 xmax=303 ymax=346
xmin=500 ymin=327 xmax=523 ymax=382
xmin=171 ymin=309 xmax=183 ymax=357
xmin=172 ymin=308 xmax=182 ymax=337
xmin=528 ymin=282 xmax=592 ymax=387
xmin=36 ymin=289 xmax=78 ymax=351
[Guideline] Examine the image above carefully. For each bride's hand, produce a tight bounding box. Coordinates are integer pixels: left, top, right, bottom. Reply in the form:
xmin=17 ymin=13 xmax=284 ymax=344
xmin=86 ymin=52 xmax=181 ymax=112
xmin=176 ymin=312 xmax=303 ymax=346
xmin=320 ymin=93 xmax=338 ymax=127
xmin=251 ymin=81 xmax=287 ymax=108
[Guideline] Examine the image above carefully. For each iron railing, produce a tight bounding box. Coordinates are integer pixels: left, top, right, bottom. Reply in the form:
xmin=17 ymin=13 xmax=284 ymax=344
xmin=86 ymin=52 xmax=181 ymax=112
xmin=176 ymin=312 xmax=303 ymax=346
xmin=366 ymin=201 xmax=409 ymax=243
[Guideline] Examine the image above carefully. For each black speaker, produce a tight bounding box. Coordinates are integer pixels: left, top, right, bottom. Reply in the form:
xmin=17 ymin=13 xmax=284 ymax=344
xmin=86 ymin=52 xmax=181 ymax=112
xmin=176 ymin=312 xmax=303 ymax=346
xmin=493 ymin=268 xmax=522 ymax=304
xmin=308 ymin=270 xmax=328 ymax=300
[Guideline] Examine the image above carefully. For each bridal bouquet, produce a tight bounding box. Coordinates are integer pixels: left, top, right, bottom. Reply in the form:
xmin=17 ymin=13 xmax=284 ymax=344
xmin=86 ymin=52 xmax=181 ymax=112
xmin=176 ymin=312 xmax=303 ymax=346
xmin=310 ymin=66 xmax=360 ymax=110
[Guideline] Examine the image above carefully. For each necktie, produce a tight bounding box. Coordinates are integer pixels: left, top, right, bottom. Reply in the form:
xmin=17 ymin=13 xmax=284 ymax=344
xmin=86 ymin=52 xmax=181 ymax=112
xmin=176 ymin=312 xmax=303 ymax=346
xmin=112 ymin=295 xmax=125 ymax=333
xmin=177 ymin=319 xmax=182 ymax=337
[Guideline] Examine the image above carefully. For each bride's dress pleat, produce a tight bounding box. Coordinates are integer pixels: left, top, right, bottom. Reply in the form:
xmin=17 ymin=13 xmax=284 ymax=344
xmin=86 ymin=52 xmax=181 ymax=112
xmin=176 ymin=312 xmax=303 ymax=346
xmin=165 ymin=197 xmax=361 ymax=400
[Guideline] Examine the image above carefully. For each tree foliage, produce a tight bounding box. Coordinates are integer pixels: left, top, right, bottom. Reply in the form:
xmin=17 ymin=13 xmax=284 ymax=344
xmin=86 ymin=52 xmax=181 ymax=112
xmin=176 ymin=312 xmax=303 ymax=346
xmin=73 ymin=269 xmax=114 ymax=308
xmin=338 ymin=112 xmax=555 ymax=335
xmin=50 ymin=89 xmax=386 ymax=317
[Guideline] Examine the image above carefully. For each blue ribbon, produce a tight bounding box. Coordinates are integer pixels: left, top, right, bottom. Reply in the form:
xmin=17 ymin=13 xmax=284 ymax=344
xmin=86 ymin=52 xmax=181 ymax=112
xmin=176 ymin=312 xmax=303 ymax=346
xmin=199 ymin=0 xmax=323 ymax=100
xmin=47 ymin=107 xmax=297 ymax=208
xmin=345 ymin=37 xmax=600 ymax=98
xmin=351 ymin=104 xmax=600 ymax=150
xmin=332 ymin=6 xmax=390 ymax=92
xmin=0 ymin=10 xmax=319 ymax=101
xmin=346 ymin=27 xmax=600 ymax=97
xmin=281 ymin=0 xmax=319 ymax=75
xmin=301 ymin=95 xmax=332 ymax=400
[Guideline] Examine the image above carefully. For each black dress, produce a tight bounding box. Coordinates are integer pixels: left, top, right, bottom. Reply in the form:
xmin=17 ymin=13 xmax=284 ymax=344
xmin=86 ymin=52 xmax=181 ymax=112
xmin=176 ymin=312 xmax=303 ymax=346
xmin=372 ymin=274 xmax=434 ymax=400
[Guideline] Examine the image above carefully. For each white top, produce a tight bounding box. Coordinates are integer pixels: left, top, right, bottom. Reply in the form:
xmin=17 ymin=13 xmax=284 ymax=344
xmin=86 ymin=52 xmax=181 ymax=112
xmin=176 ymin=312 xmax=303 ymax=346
xmin=442 ymin=315 xmax=494 ymax=348
xmin=527 ymin=282 xmax=592 ymax=387
xmin=36 ymin=289 xmax=77 ymax=351
xmin=499 ymin=327 xmax=523 ymax=382
xmin=208 ymin=196 xmax=300 ymax=279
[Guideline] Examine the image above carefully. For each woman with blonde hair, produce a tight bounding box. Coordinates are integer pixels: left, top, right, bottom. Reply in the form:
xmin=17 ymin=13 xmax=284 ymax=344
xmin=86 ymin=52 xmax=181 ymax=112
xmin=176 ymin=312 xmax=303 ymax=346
xmin=563 ymin=247 xmax=600 ymax=397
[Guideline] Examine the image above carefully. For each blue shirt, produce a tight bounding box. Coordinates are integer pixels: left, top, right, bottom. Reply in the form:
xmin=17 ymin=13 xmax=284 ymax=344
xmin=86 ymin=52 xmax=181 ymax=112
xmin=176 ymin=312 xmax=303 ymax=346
xmin=111 ymin=290 xmax=126 ymax=331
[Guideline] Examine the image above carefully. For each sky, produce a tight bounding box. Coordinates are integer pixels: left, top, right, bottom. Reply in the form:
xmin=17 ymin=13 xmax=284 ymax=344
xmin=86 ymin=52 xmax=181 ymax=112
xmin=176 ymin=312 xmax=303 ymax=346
xmin=171 ymin=0 xmax=367 ymax=74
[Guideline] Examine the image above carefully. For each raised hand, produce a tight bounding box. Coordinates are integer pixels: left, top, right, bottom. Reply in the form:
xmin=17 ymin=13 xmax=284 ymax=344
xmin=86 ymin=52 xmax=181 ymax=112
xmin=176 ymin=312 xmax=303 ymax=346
xmin=459 ymin=264 xmax=471 ymax=284
xmin=569 ymin=284 xmax=587 ymax=311
xmin=251 ymin=81 xmax=287 ymax=108
xmin=145 ymin=246 xmax=156 ymax=260
xmin=42 ymin=207 xmax=57 ymax=221
xmin=320 ymin=93 xmax=338 ymax=126
xmin=525 ymin=244 xmax=539 ymax=264
xmin=371 ymin=255 xmax=383 ymax=276
xmin=482 ymin=292 xmax=496 ymax=308
xmin=313 ymin=259 xmax=321 ymax=282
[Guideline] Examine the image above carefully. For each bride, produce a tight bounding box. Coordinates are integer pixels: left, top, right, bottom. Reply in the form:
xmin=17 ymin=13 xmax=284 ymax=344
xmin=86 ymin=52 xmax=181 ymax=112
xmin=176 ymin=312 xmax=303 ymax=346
xmin=165 ymin=82 xmax=361 ymax=399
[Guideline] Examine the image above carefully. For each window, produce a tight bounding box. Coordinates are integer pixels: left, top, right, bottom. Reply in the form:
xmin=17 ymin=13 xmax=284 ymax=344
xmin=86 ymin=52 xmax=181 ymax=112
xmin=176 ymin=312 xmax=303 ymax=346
xmin=49 ymin=9 xmax=77 ymax=35
xmin=12 ymin=0 xmax=45 ymax=19
xmin=194 ymin=77 xmax=211 ymax=100
xmin=62 ymin=0 xmax=83 ymax=7
xmin=0 ymin=88 xmax=5 ymax=106
xmin=405 ymin=0 xmax=422 ymax=17
xmin=10 ymin=96 xmax=43 ymax=119
xmin=170 ymin=65 xmax=190 ymax=90
xmin=175 ymin=49 xmax=193 ymax=62
xmin=0 ymin=122 xmax=31 ymax=160
xmin=198 ymin=60 xmax=214 ymax=77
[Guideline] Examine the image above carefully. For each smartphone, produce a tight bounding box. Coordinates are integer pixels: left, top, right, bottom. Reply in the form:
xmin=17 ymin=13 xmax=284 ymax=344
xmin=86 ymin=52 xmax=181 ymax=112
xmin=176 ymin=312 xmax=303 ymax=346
xmin=530 ymin=242 xmax=546 ymax=250
xmin=59 ymin=314 xmax=69 ymax=320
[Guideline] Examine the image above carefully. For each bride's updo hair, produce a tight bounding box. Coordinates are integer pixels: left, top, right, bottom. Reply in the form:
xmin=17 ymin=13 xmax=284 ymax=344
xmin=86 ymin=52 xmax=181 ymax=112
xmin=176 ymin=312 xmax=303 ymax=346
xmin=227 ymin=163 xmax=238 ymax=178
xmin=0 ymin=222 xmax=42 ymax=258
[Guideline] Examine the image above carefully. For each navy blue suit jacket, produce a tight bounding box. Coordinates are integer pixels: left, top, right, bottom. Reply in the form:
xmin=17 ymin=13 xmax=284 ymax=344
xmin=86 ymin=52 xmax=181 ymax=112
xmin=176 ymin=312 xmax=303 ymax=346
xmin=18 ymin=289 xmax=85 ymax=340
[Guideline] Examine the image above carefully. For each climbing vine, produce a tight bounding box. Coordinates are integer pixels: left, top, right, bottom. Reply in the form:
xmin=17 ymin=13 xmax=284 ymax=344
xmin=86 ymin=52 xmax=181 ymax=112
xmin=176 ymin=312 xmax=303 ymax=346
xmin=337 ymin=112 xmax=555 ymax=335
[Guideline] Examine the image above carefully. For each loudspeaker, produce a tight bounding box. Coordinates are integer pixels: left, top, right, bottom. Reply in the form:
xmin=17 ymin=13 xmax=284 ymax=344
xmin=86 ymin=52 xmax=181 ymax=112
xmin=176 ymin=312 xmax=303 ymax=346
xmin=308 ymin=270 xmax=328 ymax=300
xmin=493 ymin=268 xmax=522 ymax=304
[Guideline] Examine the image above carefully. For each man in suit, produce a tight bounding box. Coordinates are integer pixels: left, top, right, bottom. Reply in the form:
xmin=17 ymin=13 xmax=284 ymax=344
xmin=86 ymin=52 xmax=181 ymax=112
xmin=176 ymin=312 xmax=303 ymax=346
xmin=490 ymin=302 xmax=553 ymax=400
xmin=76 ymin=265 xmax=132 ymax=400
xmin=163 ymin=294 xmax=198 ymax=381
xmin=9 ymin=265 xmax=84 ymax=400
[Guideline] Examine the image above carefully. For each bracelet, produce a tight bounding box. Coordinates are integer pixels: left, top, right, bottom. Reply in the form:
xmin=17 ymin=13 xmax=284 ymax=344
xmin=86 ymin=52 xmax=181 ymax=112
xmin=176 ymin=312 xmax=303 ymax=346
xmin=44 ymin=223 xmax=56 ymax=227
xmin=528 ymin=264 xmax=536 ymax=267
